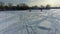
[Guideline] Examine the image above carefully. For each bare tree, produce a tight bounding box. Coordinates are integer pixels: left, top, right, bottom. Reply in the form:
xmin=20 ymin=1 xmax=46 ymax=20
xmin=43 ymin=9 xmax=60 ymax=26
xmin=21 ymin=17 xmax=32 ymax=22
xmin=19 ymin=3 xmax=28 ymax=7
xmin=32 ymin=5 xmax=38 ymax=8
xmin=40 ymin=5 xmax=44 ymax=8
xmin=7 ymin=3 xmax=13 ymax=10
xmin=8 ymin=3 xmax=13 ymax=7
xmin=0 ymin=2 xmax=4 ymax=6
xmin=46 ymin=4 xmax=51 ymax=8
xmin=17 ymin=3 xmax=29 ymax=10
xmin=0 ymin=2 xmax=5 ymax=10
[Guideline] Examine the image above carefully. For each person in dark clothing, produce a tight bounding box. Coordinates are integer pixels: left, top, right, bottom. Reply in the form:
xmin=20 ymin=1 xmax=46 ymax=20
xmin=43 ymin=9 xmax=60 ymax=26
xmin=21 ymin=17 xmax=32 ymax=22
xmin=41 ymin=8 xmax=42 ymax=11
xmin=29 ymin=9 xmax=31 ymax=12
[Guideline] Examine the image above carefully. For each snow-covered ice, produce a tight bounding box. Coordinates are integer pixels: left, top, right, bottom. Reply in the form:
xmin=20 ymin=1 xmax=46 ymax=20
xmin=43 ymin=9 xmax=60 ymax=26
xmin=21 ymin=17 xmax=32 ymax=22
xmin=0 ymin=9 xmax=60 ymax=34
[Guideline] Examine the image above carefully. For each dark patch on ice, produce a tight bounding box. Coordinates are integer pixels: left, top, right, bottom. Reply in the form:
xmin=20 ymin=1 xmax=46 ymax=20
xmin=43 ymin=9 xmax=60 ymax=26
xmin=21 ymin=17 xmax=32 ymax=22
xmin=38 ymin=26 xmax=51 ymax=30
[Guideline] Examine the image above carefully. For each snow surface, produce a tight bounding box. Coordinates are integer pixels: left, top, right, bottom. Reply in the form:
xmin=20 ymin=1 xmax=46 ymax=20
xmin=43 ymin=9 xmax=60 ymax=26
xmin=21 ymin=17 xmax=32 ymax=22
xmin=0 ymin=9 xmax=60 ymax=34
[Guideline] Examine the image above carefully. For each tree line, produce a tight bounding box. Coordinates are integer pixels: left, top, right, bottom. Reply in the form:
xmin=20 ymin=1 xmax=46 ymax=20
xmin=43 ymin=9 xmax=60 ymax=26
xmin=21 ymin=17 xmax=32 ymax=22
xmin=0 ymin=2 xmax=51 ymax=11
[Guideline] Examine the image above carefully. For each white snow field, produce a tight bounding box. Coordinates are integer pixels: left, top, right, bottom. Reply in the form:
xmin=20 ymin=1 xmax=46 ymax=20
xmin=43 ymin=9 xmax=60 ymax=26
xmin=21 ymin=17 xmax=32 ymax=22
xmin=0 ymin=9 xmax=60 ymax=34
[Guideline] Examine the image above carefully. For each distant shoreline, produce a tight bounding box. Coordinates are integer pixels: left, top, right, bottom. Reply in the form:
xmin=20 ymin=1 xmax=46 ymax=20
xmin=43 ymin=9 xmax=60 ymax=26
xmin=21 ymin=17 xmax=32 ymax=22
xmin=0 ymin=7 xmax=60 ymax=11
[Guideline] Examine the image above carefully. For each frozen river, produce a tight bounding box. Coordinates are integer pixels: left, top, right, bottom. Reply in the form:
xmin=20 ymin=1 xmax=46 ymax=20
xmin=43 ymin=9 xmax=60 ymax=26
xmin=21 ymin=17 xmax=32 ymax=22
xmin=0 ymin=9 xmax=60 ymax=34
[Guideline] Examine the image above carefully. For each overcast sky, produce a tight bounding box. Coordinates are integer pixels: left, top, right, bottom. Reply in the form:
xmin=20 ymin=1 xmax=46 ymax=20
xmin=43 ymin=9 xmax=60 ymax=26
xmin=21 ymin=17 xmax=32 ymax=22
xmin=0 ymin=0 xmax=60 ymax=7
